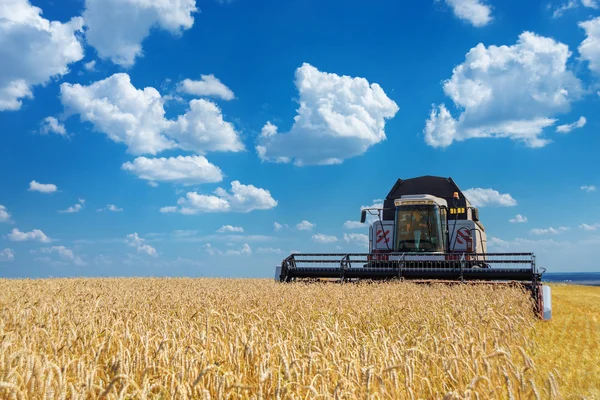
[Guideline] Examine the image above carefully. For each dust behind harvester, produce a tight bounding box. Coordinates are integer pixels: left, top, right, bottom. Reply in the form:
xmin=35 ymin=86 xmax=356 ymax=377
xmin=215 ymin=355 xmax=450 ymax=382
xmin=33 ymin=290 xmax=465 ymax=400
xmin=275 ymin=176 xmax=552 ymax=320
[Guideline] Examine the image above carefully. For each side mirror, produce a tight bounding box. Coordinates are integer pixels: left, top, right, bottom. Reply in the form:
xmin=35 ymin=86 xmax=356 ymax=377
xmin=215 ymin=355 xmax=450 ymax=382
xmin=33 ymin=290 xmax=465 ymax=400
xmin=360 ymin=209 xmax=366 ymax=223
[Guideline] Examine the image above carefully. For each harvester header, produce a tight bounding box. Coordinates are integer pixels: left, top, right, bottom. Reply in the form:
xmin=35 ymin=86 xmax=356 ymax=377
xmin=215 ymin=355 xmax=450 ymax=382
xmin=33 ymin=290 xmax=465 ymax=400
xmin=275 ymin=175 xmax=552 ymax=320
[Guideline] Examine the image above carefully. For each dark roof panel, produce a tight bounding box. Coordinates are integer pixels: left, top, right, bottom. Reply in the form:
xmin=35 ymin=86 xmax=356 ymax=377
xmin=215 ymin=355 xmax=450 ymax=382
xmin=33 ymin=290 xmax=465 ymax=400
xmin=382 ymin=176 xmax=469 ymax=220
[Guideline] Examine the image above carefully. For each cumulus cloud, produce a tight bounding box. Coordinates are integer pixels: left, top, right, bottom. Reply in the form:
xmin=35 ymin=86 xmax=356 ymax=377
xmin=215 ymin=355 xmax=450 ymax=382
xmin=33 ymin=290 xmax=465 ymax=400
xmin=60 ymin=73 xmax=243 ymax=156
xmin=312 ymin=234 xmax=338 ymax=243
xmin=162 ymin=180 xmax=277 ymax=214
xmin=343 ymin=233 xmax=369 ymax=247
xmin=553 ymin=0 xmax=598 ymax=18
xmin=439 ymin=0 xmax=492 ymax=27
xmin=0 ymin=0 xmax=85 ymax=111
xmin=126 ymin=233 xmax=158 ymax=257
xmin=6 ymin=228 xmax=51 ymax=243
xmin=40 ymin=245 xmax=85 ymax=266
xmin=509 ymin=214 xmax=528 ymax=223
xmin=97 ymin=204 xmax=123 ymax=212
xmin=530 ymin=226 xmax=569 ymax=235
xmin=84 ymin=60 xmax=96 ymax=71
xmin=273 ymin=222 xmax=288 ymax=231
xmin=59 ymin=198 xmax=85 ymax=213
xmin=166 ymin=99 xmax=245 ymax=154
xmin=556 ymin=116 xmax=586 ymax=133
xmin=0 ymin=205 xmax=11 ymax=223
xmin=28 ymin=180 xmax=57 ymax=193
xmin=256 ymin=247 xmax=283 ymax=254
xmin=217 ymin=225 xmax=244 ymax=233
xmin=225 ymin=243 xmax=252 ymax=256
xmin=424 ymin=32 xmax=583 ymax=148
xmin=343 ymin=221 xmax=365 ymax=229
xmin=463 ymin=188 xmax=517 ymax=207
xmin=60 ymin=73 xmax=176 ymax=155
xmin=579 ymin=17 xmax=600 ymax=75
xmin=552 ymin=0 xmax=579 ymax=17
xmin=40 ymin=117 xmax=67 ymax=136
xmin=296 ymin=220 xmax=315 ymax=231
xmin=177 ymin=74 xmax=234 ymax=100
xmin=122 ymin=155 xmax=223 ymax=186
xmin=579 ymin=223 xmax=600 ymax=231
xmin=581 ymin=185 xmax=596 ymax=192
xmin=0 ymin=248 xmax=15 ymax=262
xmin=81 ymin=0 xmax=197 ymax=67
xmin=256 ymin=63 xmax=399 ymax=166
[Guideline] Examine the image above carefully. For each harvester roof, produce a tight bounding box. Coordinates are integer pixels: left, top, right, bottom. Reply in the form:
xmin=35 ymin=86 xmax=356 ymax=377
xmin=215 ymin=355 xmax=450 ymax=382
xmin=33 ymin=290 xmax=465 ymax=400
xmin=382 ymin=176 xmax=470 ymax=220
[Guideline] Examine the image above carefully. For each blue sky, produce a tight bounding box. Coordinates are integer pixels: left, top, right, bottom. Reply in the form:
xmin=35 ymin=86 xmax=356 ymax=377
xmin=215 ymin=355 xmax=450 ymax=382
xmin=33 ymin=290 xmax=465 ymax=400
xmin=1 ymin=0 xmax=600 ymax=277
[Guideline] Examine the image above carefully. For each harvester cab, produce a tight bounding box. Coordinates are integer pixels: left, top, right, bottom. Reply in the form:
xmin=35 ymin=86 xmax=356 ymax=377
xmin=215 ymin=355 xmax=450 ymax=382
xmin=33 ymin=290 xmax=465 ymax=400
xmin=276 ymin=176 xmax=552 ymax=320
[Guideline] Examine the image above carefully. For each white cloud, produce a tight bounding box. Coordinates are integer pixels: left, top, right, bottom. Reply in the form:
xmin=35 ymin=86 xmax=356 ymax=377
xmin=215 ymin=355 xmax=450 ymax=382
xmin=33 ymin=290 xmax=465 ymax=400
xmin=424 ymin=32 xmax=583 ymax=148
xmin=256 ymin=247 xmax=283 ymax=254
xmin=553 ymin=0 xmax=599 ymax=18
xmin=312 ymin=234 xmax=338 ymax=243
xmin=296 ymin=220 xmax=315 ymax=231
xmin=166 ymin=99 xmax=245 ymax=154
xmin=217 ymin=225 xmax=244 ymax=233
xmin=84 ymin=60 xmax=96 ymax=71
xmin=273 ymin=222 xmax=287 ymax=231
xmin=530 ymin=226 xmax=569 ymax=235
xmin=97 ymin=204 xmax=123 ymax=212
xmin=581 ymin=185 xmax=596 ymax=192
xmin=0 ymin=0 xmax=85 ymax=111
xmin=177 ymin=74 xmax=234 ymax=100
xmin=343 ymin=233 xmax=369 ymax=247
xmin=6 ymin=228 xmax=51 ymax=243
xmin=463 ymin=188 xmax=517 ymax=207
xmin=579 ymin=17 xmax=600 ymax=75
xmin=0 ymin=205 xmax=11 ymax=223
xmin=440 ymin=0 xmax=492 ymax=27
xmin=162 ymin=180 xmax=277 ymax=214
xmin=225 ymin=243 xmax=251 ymax=256
xmin=556 ymin=116 xmax=586 ymax=133
xmin=82 ymin=0 xmax=197 ymax=67
xmin=122 ymin=155 xmax=223 ymax=186
xmin=40 ymin=245 xmax=85 ymax=266
xmin=552 ymin=0 xmax=579 ymax=17
xmin=0 ymin=248 xmax=15 ymax=262
xmin=60 ymin=74 xmax=244 ymax=156
xmin=59 ymin=73 xmax=176 ymax=155
xmin=203 ymin=243 xmax=217 ymax=256
xmin=40 ymin=117 xmax=67 ymax=136
xmin=126 ymin=233 xmax=158 ymax=257
xmin=579 ymin=223 xmax=600 ymax=231
xmin=343 ymin=221 xmax=365 ymax=229
xmin=28 ymin=180 xmax=57 ymax=193
xmin=509 ymin=214 xmax=528 ymax=223
xmin=256 ymin=63 xmax=399 ymax=166
xmin=59 ymin=198 xmax=85 ymax=213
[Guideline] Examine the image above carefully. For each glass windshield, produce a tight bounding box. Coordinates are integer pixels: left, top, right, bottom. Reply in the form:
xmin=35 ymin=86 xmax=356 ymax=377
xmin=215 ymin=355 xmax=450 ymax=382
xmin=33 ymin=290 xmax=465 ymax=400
xmin=394 ymin=204 xmax=444 ymax=252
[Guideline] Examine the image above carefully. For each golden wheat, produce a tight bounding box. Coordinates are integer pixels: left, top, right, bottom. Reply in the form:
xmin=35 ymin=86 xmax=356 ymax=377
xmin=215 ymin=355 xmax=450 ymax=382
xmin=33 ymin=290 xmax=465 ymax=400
xmin=0 ymin=278 xmax=596 ymax=399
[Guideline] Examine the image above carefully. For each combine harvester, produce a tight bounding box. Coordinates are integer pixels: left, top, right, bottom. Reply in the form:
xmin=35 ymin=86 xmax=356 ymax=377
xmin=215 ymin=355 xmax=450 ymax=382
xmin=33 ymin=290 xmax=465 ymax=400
xmin=276 ymin=176 xmax=552 ymax=320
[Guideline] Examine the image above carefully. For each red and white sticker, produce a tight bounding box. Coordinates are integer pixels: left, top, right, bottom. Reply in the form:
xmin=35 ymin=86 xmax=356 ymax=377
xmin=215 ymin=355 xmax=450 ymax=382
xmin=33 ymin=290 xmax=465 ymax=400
xmin=456 ymin=227 xmax=471 ymax=244
xmin=376 ymin=229 xmax=390 ymax=244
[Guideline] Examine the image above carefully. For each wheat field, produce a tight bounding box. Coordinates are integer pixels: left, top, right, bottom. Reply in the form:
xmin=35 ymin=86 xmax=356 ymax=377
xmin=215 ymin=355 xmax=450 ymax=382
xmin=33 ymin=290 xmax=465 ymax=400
xmin=0 ymin=278 xmax=598 ymax=399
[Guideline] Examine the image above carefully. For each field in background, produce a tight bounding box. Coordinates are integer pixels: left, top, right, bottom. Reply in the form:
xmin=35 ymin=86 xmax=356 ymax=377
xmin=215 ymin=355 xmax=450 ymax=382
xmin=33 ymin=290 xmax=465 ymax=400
xmin=0 ymin=278 xmax=598 ymax=399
